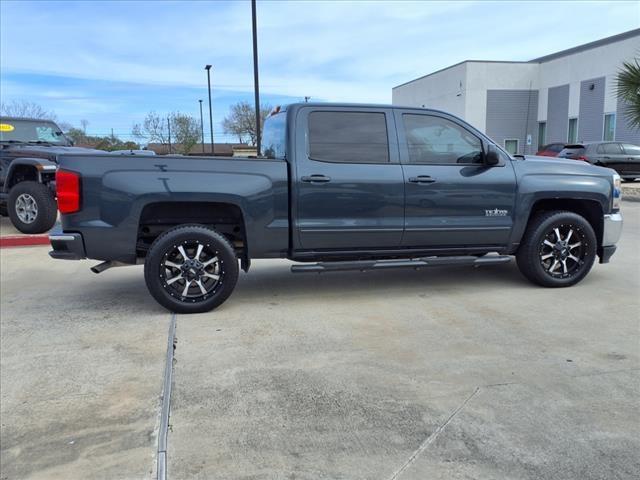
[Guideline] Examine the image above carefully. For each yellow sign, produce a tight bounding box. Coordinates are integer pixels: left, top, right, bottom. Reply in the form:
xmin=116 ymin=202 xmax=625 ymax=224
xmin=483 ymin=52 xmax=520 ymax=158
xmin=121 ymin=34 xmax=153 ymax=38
xmin=0 ymin=123 xmax=15 ymax=132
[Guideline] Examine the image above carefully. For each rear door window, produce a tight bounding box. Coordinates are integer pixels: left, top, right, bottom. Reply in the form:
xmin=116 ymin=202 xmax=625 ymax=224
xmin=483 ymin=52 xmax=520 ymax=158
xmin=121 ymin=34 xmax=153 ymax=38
xmin=308 ymin=111 xmax=389 ymax=163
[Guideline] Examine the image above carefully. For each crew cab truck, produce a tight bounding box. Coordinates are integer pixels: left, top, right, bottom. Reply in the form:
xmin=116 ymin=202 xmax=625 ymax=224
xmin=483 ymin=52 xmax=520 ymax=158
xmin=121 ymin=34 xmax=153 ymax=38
xmin=0 ymin=117 xmax=102 ymax=233
xmin=49 ymin=103 xmax=623 ymax=313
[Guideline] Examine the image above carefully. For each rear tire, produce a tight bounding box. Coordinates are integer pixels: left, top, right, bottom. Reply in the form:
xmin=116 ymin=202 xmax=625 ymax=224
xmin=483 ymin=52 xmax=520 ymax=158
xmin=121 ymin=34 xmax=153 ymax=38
xmin=144 ymin=225 xmax=239 ymax=313
xmin=516 ymin=211 xmax=596 ymax=287
xmin=7 ymin=181 xmax=57 ymax=234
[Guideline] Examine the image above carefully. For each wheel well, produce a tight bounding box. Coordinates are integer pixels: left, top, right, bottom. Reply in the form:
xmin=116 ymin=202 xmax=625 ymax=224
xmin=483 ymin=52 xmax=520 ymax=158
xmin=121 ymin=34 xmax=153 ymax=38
xmin=7 ymin=165 xmax=38 ymax=188
xmin=527 ymin=198 xmax=604 ymax=246
xmin=137 ymin=201 xmax=247 ymax=263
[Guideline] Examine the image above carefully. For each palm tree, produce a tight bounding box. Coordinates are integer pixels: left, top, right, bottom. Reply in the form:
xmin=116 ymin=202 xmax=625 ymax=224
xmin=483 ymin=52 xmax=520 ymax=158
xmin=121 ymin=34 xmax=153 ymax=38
xmin=616 ymin=58 xmax=640 ymax=130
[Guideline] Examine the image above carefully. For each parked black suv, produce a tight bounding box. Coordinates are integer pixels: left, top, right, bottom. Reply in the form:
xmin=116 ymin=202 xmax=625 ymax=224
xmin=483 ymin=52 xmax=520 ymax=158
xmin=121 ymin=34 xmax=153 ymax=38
xmin=558 ymin=142 xmax=640 ymax=181
xmin=0 ymin=116 xmax=102 ymax=233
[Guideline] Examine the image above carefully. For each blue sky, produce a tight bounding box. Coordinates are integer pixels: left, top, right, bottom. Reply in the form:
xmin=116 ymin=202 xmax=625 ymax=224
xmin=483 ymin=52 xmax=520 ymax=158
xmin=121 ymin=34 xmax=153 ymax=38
xmin=1 ymin=0 xmax=638 ymax=143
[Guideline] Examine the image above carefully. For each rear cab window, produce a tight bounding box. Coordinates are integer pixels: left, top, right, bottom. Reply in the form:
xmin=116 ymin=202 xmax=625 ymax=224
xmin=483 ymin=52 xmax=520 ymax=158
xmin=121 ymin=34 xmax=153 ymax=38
xmin=308 ymin=111 xmax=389 ymax=163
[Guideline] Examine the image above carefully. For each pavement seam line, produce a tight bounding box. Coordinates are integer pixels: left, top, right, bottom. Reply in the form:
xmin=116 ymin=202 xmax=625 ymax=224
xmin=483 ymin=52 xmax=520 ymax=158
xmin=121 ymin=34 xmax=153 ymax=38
xmin=386 ymin=387 xmax=480 ymax=480
xmin=157 ymin=313 xmax=177 ymax=480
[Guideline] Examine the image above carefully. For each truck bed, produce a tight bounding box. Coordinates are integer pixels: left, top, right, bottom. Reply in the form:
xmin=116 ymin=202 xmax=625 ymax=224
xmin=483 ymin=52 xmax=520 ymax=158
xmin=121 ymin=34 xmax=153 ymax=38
xmin=56 ymin=154 xmax=290 ymax=262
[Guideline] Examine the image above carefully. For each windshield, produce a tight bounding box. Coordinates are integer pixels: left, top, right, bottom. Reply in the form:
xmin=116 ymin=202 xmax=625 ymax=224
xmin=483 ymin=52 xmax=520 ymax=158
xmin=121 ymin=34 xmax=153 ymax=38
xmin=261 ymin=112 xmax=286 ymax=159
xmin=0 ymin=118 xmax=70 ymax=145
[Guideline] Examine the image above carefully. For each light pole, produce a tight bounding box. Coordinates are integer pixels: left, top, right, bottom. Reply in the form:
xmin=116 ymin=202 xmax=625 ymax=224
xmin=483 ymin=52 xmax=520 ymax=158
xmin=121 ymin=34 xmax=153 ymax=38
xmin=167 ymin=116 xmax=172 ymax=154
xmin=198 ymin=99 xmax=205 ymax=153
xmin=251 ymin=0 xmax=261 ymax=155
xmin=205 ymin=65 xmax=214 ymax=154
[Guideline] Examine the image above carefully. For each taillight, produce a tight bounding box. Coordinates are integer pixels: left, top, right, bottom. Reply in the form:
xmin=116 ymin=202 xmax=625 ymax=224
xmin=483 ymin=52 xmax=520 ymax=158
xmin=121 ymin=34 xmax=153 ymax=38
xmin=56 ymin=170 xmax=80 ymax=213
xmin=576 ymin=156 xmax=589 ymax=162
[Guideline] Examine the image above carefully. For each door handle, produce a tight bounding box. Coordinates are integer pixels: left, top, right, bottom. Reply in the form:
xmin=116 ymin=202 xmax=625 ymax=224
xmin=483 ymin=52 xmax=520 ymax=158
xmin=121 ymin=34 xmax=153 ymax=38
xmin=301 ymin=174 xmax=331 ymax=183
xmin=603 ymin=156 xmax=611 ymax=160
xmin=408 ymin=175 xmax=436 ymax=184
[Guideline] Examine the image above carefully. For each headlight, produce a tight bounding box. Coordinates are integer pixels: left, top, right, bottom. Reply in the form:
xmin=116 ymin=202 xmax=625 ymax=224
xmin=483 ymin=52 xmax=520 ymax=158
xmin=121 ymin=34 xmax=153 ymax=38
xmin=613 ymin=173 xmax=621 ymax=211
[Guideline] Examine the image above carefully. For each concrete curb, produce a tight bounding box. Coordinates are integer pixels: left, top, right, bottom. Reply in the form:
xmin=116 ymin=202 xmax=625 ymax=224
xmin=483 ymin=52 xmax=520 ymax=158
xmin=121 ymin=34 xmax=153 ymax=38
xmin=0 ymin=235 xmax=50 ymax=248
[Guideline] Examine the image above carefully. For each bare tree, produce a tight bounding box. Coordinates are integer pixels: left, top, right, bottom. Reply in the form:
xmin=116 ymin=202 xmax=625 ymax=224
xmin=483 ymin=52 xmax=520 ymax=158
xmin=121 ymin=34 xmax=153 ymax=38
xmin=132 ymin=111 xmax=169 ymax=145
xmin=171 ymin=113 xmax=200 ymax=155
xmin=80 ymin=119 xmax=89 ymax=134
xmin=222 ymin=101 xmax=272 ymax=146
xmin=0 ymin=100 xmax=57 ymax=120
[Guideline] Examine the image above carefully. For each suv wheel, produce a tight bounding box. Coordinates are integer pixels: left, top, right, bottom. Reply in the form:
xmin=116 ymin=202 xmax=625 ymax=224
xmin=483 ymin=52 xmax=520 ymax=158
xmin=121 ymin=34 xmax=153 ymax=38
xmin=516 ymin=211 xmax=596 ymax=287
xmin=7 ymin=181 xmax=57 ymax=234
xmin=144 ymin=225 xmax=239 ymax=313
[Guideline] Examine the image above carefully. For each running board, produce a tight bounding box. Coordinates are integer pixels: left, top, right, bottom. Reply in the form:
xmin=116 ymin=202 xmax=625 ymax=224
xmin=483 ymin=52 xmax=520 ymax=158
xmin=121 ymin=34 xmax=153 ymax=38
xmin=290 ymin=255 xmax=511 ymax=273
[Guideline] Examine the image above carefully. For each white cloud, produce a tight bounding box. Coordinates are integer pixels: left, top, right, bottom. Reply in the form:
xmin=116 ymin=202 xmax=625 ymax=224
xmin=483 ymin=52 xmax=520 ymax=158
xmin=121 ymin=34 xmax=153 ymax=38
xmin=1 ymin=0 xmax=638 ymax=105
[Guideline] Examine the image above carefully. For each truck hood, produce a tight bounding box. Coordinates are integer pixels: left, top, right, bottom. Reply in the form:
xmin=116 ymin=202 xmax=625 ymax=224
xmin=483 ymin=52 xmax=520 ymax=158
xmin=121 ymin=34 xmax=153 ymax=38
xmin=521 ymin=155 xmax=616 ymax=178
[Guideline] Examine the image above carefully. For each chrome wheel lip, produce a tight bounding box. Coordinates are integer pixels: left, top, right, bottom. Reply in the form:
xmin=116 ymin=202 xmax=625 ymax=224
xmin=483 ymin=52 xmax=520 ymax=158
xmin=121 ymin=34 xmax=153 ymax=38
xmin=538 ymin=223 xmax=587 ymax=279
xmin=15 ymin=193 xmax=38 ymax=224
xmin=159 ymin=240 xmax=223 ymax=303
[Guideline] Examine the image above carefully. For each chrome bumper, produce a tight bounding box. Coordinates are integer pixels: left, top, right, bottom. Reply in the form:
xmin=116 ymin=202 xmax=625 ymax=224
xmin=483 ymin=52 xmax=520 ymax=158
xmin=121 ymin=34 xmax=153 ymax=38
xmin=603 ymin=212 xmax=623 ymax=246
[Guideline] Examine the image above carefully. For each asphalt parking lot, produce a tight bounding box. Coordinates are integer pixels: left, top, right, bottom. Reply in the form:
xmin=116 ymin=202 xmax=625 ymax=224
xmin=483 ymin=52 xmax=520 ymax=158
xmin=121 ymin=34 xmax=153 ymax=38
xmin=1 ymin=202 xmax=639 ymax=480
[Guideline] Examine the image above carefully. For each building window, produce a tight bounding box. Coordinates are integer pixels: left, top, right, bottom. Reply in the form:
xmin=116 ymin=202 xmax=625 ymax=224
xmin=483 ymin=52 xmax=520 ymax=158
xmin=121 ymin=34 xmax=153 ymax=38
xmin=603 ymin=113 xmax=616 ymax=141
xmin=568 ymin=118 xmax=578 ymax=143
xmin=538 ymin=122 xmax=546 ymax=148
xmin=504 ymin=139 xmax=519 ymax=155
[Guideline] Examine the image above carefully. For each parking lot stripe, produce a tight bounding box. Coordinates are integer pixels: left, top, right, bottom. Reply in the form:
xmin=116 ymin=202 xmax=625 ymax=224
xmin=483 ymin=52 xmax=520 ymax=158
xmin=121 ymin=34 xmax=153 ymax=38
xmin=157 ymin=313 xmax=177 ymax=480
xmin=387 ymin=387 xmax=480 ymax=480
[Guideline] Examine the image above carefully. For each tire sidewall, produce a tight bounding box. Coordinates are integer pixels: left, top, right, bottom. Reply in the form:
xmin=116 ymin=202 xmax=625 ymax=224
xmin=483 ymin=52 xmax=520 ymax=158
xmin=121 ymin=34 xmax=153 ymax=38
xmin=144 ymin=226 xmax=239 ymax=313
xmin=523 ymin=212 xmax=597 ymax=287
xmin=7 ymin=181 xmax=57 ymax=234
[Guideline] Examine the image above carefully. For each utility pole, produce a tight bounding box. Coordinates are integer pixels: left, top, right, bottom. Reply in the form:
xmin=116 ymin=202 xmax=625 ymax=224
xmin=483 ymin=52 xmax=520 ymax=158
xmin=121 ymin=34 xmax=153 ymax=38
xmin=205 ymin=65 xmax=214 ymax=154
xmin=198 ymin=99 xmax=205 ymax=153
xmin=304 ymin=96 xmax=311 ymax=103
xmin=167 ymin=116 xmax=172 ymax=154
xmin=251 ymin=0 xmax=261 ymax=155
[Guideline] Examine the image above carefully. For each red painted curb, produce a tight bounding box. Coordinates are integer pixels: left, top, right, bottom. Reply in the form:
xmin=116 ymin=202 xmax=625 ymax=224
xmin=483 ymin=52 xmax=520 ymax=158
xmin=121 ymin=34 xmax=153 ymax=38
xmin=0 ymin=235 xmax=51 ymax=248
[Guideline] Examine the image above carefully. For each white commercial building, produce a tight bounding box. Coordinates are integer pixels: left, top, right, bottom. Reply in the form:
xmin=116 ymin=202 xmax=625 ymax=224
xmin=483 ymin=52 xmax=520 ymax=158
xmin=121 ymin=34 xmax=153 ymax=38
xmin=392 ymin=29 xmax=640 ymax=154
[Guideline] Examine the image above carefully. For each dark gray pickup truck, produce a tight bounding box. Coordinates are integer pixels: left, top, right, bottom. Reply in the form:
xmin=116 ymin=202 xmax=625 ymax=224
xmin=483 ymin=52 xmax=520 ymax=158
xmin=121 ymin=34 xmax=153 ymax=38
xmin=49 ymin=103 xmax=623 ymax=313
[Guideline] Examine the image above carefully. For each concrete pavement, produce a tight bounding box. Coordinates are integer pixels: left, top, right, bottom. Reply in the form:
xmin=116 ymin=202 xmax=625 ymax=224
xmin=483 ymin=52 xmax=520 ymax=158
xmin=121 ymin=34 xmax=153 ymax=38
xmin=168 ymin=201 xmax=640 ymax=479
xmin=1 ymin=202 xmax=638 ymax=479
xmin=0 ymin=251 xmax=170 ymax=479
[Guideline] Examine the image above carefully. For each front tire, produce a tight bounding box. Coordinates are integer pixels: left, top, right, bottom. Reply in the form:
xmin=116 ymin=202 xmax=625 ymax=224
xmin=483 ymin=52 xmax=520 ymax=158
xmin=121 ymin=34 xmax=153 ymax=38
xmin=7 ymin=181 xmax=57 ymax=234
xmin=144 ymin=225 xmax=239 ymax=313
xmin=516 ymin=211 xmax=597 ymax=287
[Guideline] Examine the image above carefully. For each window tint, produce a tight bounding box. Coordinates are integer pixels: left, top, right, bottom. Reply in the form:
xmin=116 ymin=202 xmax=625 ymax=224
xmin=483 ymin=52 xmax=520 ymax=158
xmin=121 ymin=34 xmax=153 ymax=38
xmin=308 ymin=111 xmax=389 ymax=163
xmin=622 ymin=144 xmax=640 ymax=155
xmin=402 ymin=114 xmax=483 ymax=164
xmin=261 ymin=112 xmax=286 ymax=159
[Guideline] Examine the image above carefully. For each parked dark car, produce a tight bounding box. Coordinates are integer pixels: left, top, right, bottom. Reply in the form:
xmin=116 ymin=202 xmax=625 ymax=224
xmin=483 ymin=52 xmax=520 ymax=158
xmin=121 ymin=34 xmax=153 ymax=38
xmin=558 ymin=142 xmax=640 ymax=181
xmin=49 ymin=103 xmax=623 ymax=313
xmin=536 ymin=143 xmax=565 ymax=157
xmin=0 ymin=116 xmax=103 ymax=233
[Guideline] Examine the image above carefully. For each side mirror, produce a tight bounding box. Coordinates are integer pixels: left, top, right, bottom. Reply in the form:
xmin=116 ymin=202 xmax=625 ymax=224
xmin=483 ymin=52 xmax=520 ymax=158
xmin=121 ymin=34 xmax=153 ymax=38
xmin=484 ymin=145 xmax=500 ymax=166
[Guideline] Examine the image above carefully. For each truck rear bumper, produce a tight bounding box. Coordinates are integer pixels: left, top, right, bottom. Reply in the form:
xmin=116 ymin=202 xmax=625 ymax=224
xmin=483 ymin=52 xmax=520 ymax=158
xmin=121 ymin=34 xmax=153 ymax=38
xmin=598 ymin=212 xmax=623 ymax=264
xmin=49 ymin=230 xmax=86 ymax=260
